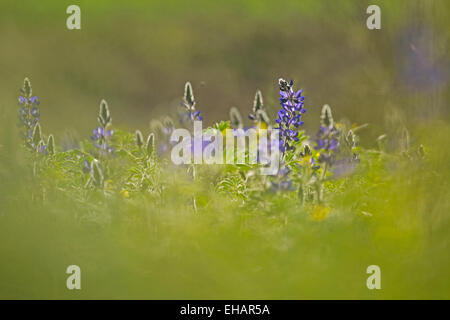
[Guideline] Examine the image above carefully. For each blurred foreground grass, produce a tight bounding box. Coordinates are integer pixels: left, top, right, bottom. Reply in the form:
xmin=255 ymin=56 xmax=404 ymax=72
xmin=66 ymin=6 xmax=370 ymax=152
xmin=0 ymin=102 xmax=449 ymax=299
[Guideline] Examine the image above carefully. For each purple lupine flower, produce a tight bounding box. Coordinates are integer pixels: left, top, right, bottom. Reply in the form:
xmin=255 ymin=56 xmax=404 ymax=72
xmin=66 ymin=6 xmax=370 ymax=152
xmin=333 ymin=153 xmax=360 ymax=177
xmin=30 ymin=106 xmax=40 ymax=119
xmin=91 ymin=125 xmax=114 ymax=155
xmin=309 ymin=156 xmax=321 ymax=171
xmin=39 ymin=144 xmax=48 ymax=155
xmin=29 ymin=96 xmax=40 ymax=105
xmin=93 ymin=142 xmax=114 ymax=154
xmin=18 ymin=96 xmax=28 ymax=104
xmin=315 ymin=126 xmax=339 ymax=151
xmin=91 ymin=126 xmax=113 ymax=141
xmin=314 ymin=104 xmax=340 ymax=166
xmin=192 ymin=110 xmax=203 ymax=121
xmin=91 ymin=126 xmax=114 ymax=154
xmin=90 ymin=99 xmax=114 ymax=157
xmin=275 ymin=79 xmax=306 ymax=152
xmin=180 ymin=110 xmax=203 ymax=123
xmin=270 ymin=164 xmax=295 ymax=192
xmin=83 ymin=159 xmax=91 ymax=173
xmin=315 ymin=125 xmax=339 ymax=165
xmin=17 ymin=82 xmax=41 ymax=151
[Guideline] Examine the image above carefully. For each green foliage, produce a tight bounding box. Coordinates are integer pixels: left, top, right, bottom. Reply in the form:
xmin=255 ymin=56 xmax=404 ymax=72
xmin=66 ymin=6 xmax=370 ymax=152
xmin=213 ymin=120 xmax=230 ymax=132
xmin=1 ymin=78 xmax=449 ymax=300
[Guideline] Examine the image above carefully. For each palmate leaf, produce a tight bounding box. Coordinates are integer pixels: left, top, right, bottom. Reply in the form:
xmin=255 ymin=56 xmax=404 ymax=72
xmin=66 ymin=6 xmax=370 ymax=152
xmin=216 ymin=174 xmax=248 ymax=201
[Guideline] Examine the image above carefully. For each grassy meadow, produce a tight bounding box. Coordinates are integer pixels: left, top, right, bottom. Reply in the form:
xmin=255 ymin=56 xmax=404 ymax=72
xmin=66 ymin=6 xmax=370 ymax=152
xmin=0 ymin=0 xmax=449 ymax=299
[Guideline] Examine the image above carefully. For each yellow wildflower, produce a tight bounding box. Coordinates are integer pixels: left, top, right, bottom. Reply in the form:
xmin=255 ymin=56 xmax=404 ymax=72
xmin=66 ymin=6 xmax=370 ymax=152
xmin=310 ymin=205 xmax=331 ymax=221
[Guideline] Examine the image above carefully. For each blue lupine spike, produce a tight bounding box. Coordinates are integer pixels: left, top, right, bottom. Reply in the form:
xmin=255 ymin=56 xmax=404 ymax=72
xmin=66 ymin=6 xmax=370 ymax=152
xmin=275 ymin=78 xmax=306 ymax=152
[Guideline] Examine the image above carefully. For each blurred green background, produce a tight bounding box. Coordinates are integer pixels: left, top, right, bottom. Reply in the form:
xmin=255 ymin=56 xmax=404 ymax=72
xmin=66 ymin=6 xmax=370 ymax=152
xmin=0 ymin=0 xmax=448 ymax=139
xmin=0 ymin=0 xmax=449 ymax=300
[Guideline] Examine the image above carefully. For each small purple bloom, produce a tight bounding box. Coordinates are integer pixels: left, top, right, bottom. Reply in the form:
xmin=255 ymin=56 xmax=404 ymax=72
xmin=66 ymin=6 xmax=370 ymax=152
xmin=18 ymin=96 xmax=28 ymax=104
xmin=270 ymin=163 xmax=295 ymax=192
xmin=30 ymin=107 xmax=40 ymax=118
xmin=83 ymin=159 xmax=91 ymax=172
xmin=39 ymin=144 xmax=48 ymax=155
xmin=29 ymin=96 xmax=39 ymax=105
xmin=315 ymin=125 xmax=340 ymax=159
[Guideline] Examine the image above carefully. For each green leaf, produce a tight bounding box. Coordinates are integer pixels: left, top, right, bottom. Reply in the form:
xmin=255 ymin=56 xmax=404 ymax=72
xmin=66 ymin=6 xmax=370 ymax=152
xmin=213 ymin=120 xmax=230 ymax=132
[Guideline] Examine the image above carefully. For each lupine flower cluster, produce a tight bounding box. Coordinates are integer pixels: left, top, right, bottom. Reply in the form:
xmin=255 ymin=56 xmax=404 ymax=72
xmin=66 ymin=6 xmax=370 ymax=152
xmin=91 ymin=99 xmax=114 ymax=156
xmin=18 ymin=78 xmax=40 ymax=149
xmin=14 ymin=77 xmax=373 ymax=204
xmin=17 ymin=78 xmax=54 ymax=154
xmin=275 ymin=79 xmax=306 ymax=152
xmin=315 ymin=104 xmax=339 ymax=165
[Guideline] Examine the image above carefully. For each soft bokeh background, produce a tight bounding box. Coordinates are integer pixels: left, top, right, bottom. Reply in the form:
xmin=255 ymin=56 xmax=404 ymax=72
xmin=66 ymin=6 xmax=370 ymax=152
xmin=0 ymin=0 xmax=449 ymax=300
xmin=0 ymin=0 xmax=448 ymax=141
